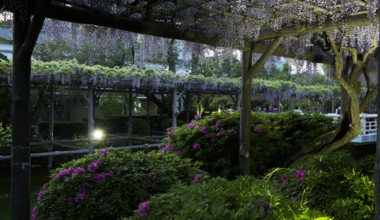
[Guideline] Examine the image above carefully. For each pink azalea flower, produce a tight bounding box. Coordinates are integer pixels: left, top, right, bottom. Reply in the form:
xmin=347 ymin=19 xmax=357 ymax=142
xmin=167 ymin=133 xmax=174 ymax=140
xmin=75 ymin=193 xmax=86 ymax=201
xmin=266 ymin=122 xmax=271 ymax=125
xmin=215 ymin=122 xmax=220 ymax=127
xmin=192 ymin=143 xmax=200 ymax=149
xmin=175 ymin=151 xmax=182 ymax=156
xmin=72 ymin=167 xmax=85 ymax=177
xmin=101 ymin=148 xmax=109 ymax=156
xmin=254 ymin=126 xmax=261 ymax=131
xmin=218 ymin=131 xmax=226 ymax=136
xmin=67 ymin=197 xmax=75 ymax=206
xmin=280 ymin=175 xmax=287 ymax=183
xmin=188 ymin=123 xmax=195 ymax=129
xmin=275 ymin=124 xmax=279 ymax=127
xmin=232 ymin=130 xmax=238 ymax=137
xmin=42 ymin=183 xmax=48 ymax=190
xmin=32 ymin=206 xmax=39 ymax=220
xmin=295 ymin=168 xmax=307 ymax=180
xmin=56 ymin=167 xmax=73 ymax=181
xmin=183 ymin=129 xmax=186 ymax=132
xmin=150 ymin=172 xmax=156 ymax=181
xmin=108 ymin=170 xmax=114 ymax=177
xmin=38 ymin=191 xmax=43 ymax=202
xmin=87 ymin=161 xmax=100 ymax=173
xmin=138 ymin=201 xmax=151 ymax=217
xmin=194 ymin=174 xmax=203 ymax=183
xmin=212 ymin=118 xmax=219 ymax=122
xmin=78 ymin=182 xmax=90 ymax=193
xmin=167 ymin=128 xmax=173 ymax=133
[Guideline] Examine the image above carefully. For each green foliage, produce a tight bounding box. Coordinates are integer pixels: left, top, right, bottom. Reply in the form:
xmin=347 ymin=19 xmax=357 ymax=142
xmin=124 ymin=175 xmax=332 ymax=220
xmin=39 ymin=121 xmax=87 ymax=139
xmin=163 ymin=111 xmax=338 ymax=180
xmin=128 ymin=118 xmax=151 ymax=136
xmin=0 ymin=123 xmax=11 ymax=146
xmin=34 ymin=149 xmax=207 ymax=219
xmin=268 ymin=149 xmax=375 ymax=219
xmin=208 ymin=96 xmax=228 ymax=110
xmin=97 ymin=92 xmax=145 ymax=117
xmin=161 ymin=119 xmax=186 ymax=131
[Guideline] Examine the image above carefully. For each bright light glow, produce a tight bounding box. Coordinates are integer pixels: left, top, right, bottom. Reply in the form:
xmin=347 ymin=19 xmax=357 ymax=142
xmin=94 ymin=130 xmax=103 ymax=139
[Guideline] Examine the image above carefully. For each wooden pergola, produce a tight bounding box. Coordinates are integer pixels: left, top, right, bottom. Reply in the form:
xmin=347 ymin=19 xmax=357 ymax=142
xmin=2 ymin=0 xmax=378 ymax=219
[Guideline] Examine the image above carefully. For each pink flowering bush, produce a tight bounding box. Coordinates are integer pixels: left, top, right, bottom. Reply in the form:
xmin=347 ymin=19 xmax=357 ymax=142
xmin=124 ymin=176 xmax=332 ymax=219
xmin=162 ymin=111 xmax=339 ymax=180
xmin=267 ymin=148 xmax=375 ymax=219
xmin=33 ymin=149 xmax=206 ymax=220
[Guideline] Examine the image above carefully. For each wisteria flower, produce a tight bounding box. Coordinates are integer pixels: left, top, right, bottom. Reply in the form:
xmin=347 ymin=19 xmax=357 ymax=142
xmin=194 ymin=174 xmax=203 ymax=183
xmin=254 ymin=126 xmax=261 ymax=131
xmin=138 ymin=201 xmax=151 ymax=217
xmin=188 ymin=123 xmax=195 ymax=129
xmin=192 ymin=143 xmax=200 ymax=149
xmin=280 ymin=175 xmax=287 ymax=183
xmin=295 ymin=168 xmax=307 ymax=180
xmin=67 ymin=197 xmax=75 ymax=206
xmin=175 ymin=151 xmax=182 ymax=156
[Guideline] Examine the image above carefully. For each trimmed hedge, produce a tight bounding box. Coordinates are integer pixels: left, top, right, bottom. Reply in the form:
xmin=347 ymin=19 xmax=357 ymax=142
xmin=40 ymin=121 xmax=87 ymax=139
xmin=127 ymin=118 xmax=151 ymax=136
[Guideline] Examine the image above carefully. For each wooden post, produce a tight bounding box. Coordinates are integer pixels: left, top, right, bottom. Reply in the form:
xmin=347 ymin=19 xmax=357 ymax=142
xmin=146 ymin=91 xmax=150 ymax=123
xmin=375 ymin=21 xmax=380 ymax=219
xmin=332 ymin=99 xmax=335 ymax=113
xmin=172 ymin=88 xmax=177 ymax=129
xmin=186 ymin=92 xmax=190 ymax=123
xmin=129 ymin=88 xmax=133 ymax=146
xmin=48 ymin=84 xmax=54 ymax=170
xmin=239 ymin=49 xmax=253 ymax=176
xmin=88 ymin=84 xmax=94 ymax=154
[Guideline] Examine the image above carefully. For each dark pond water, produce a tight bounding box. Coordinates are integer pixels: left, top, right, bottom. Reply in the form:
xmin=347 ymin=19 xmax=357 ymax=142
xmin=0 ymin=166 xmax=52 ymax=220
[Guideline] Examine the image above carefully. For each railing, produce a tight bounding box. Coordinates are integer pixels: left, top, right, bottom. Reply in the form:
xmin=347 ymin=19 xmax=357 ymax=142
xmin=324 ymin=113 xmax=377 ymax=135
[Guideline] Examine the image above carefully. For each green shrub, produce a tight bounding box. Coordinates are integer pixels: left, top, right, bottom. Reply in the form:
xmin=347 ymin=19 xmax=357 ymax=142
xmin=162 ymin=111 xmax=338 ymax=180
xmin=161 ymin=119 xmax=186 ymax=131
xmin=267 ymin=149 xmax=375 ymax=219
xmin=40 ymin=121 xmax=87 ymax=139
xmin=0 ymin=123 xmax=11 ymax=146
xmin=33 ymin=149 xmax=207 ymax=220
xmin=124 ymin=176 xmax=332 ymax=220
xmin=127 ymin=118 xmax=151 ymax=136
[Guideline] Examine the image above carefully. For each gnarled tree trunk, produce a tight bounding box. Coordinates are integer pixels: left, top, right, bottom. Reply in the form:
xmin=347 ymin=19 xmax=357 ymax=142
xmin=284 ymin=31 xmax=378 ymax=168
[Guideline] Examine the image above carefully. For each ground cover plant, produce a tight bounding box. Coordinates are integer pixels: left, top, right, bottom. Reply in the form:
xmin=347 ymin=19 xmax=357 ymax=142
xmin=124 ymin=175 xmax=332 ymax=219
xmin=32 ymin=149 xmax=206 ymax=220
xmin=162 ymin=111 xmax=338 ymax=179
